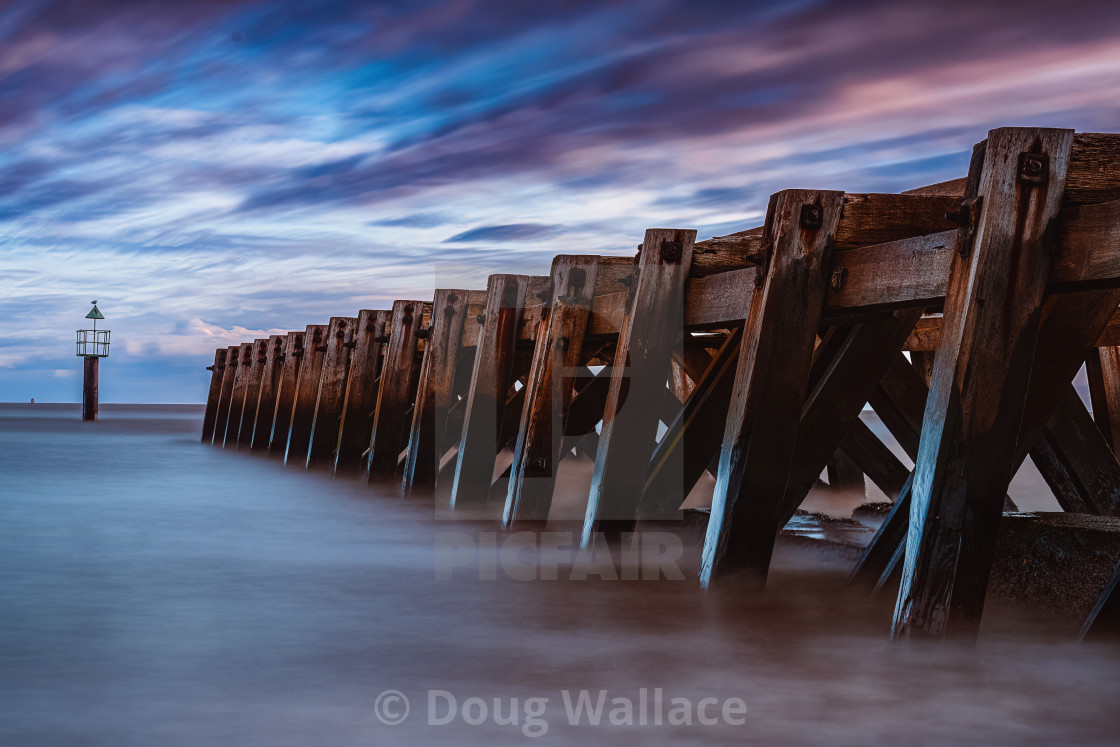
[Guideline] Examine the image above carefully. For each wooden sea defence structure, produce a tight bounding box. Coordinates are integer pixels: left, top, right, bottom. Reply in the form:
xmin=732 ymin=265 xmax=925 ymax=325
xmin=201 ymin=127 xmax=1120 ymax=641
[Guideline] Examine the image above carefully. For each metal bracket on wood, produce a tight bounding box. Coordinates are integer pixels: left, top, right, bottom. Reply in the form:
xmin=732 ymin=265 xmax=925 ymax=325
xmin=1019 ymin=152 xmax=1050 ymax=186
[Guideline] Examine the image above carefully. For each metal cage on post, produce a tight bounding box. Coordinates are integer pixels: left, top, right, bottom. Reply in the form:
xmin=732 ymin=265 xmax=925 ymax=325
xmin=76 ymin=303 xmax=110 ymax=358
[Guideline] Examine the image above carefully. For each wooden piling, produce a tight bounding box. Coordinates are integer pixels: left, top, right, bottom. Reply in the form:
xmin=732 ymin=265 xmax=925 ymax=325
xmin=700 ymin=190 xmax=844 ymax=586
xmin=222 ymin=343 xmax=253 ymax=447
xmin=335 ymin=310 xmax=389 ymax=473
xmin=583 ymin=228 xmax=696 ymax=544
xmin=503 ymin=255 xmax=601 ymax=529
xmin=893 ymin=128 xmax=1074 ymax=639
xmin=402 ymin=290 xmax=475 ymax=497
xmin=211 ymin=345 xmax=239 ymax=445
xmin=249 ymin=335 xmax=286 ymax=450
xmin=235 ymin=339 xmax=269 ymax=449
xmin=284 ymin=324 xmax=329 ymax=465
xmin=450 ymin=275 xmax=540 ymax=508
xmin=201 ymin=348 xmax=228 ymax=442
xmin=306 ymin=317 xmax=357 ymax=469
xmin=268 ymin=332 xmax=305 ymax=455
xmin=367 ymin=300 xmax=427 ymax=481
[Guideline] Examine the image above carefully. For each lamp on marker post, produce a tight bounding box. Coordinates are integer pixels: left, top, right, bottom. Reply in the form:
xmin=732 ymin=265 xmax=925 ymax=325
xmin=76 ymin=301 xmax=110 ymax=421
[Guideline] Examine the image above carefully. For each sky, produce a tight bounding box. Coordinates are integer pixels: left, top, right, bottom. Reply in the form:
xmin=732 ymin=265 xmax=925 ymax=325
xmin=2 ymin=0 xmax=1119 ymax=403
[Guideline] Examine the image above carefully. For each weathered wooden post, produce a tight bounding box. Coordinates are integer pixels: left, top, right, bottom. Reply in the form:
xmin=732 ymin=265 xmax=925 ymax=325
xmin=201 ymin=347 xmax=228 ymax=442
xmin=449 ymin=275 xmax=539 ymax=508
xmin=367 ymin=300 xmax=427 ymax=482
xmin=268 ymin=332 xmax=304 ymax=455
xmin=285 ymin=324 xmax=328 ymax=465
xmin=700 ymin=190 xmax=845 ymax=586
xmin=212 ymin=344 xmax=240 ymax=445
xmin=235 ymin=338 xmax=269 ymax=449
xmin=402 ymin=290 xmax=475 ymax=497
xmin=75 ymin=302 xmax=110 ymax=421
xmin=306 ymin=317 xmax=357 ymax=469
xmin=582 ymin=229 xmax=696 ymax=544
xmin=335 ymin=310 xmax=389 ymax=473
xmin=894 ymin=127 xmax=1074 ymax=639
xmin=223 ymin=342 xmax=254 ymax=448
xmin=503 ymin=256 xmax=600 ymax=530
xmin=249 ymin=335 xmax=286 ymax=450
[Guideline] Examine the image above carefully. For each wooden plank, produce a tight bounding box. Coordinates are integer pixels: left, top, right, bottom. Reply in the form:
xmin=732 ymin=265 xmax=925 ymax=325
xmin=1065 ymin=132 xmax=1120 ymax=207
xmin=1080 ymin=561 xmax=1120 ymax=641
xmin=211 ymin=345 xmax=239 ymax=446
xmin=826 ymin=451 xmax=866 ymax=495
xmin=450 ymin=275 xmax=536 ymax=507
xmin=700 ymin=189 xmax=845 ymax=585
xmin=503 ymin=255 xmax=600 ymax=529
xmin=840 ymin=418 xmax=910 ymax=500
xmin=690 ymin=193 xmax=961 ymax=278
xmin=894 ymin=127 xmax=1075 ymax=640
xmin=367 ymin=300 xmax=427 ymax=481
xmin=249 ymin=335 xmax=286 ymax=451
xmin=1031 ymin=385 xmax=1120 ymax=515
xmin=335 ymin=310 xmax=389 ymax=473
xmin=235 ymin=338 xmax=269 ymax=449
xmin=284 ymin=324 xmax=329 ymax=465
xmin=639 ymin=327 xmax=742 ymax=521
xmin=402 ymin=290 xmax=472 ymax=496
xmin=684 ymin=268 xmax=756 ymax=327
xmin=584 ymin=228 xmax=697 ymax=544
xmin=306 ymin=317 xmax=357 ymax=469
xmin=222 ymin=342 xmax=253 ymax=448
xmin=777 ymin=310 xmax=924 ymax=523
xmin=201 ymin=348 xmax=228 ymax=443
xmin=268 ymin=331 xmax=304 ymax=456
xmin=1086 ymin=346 xmax=1120 ymax=455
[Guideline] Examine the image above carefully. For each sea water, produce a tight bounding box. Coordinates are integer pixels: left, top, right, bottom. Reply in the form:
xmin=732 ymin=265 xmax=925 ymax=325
xmin=1 ymin=404 xmax=1117 ymax=745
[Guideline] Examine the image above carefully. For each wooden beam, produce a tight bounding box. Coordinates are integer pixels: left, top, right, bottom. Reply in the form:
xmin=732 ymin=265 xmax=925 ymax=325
xmin=840 ymin=418 xmax=910 ymax=500
xmin=894 ymin=127 xmax=1075 ymax=640
xmin=1086 ymin=346 xmax=1120 ymax=455
xmin=335 ymin=310 xmax=388 ymax=472
xmin=201 ymin=348 xmax=228 ymax=443
xmin=284 ymin=324 xmax=329 ymax=465
xmin=450 ymin=275 xmax=539 ymax=508
xmin=639 ymin=327 xmax=741 ymax=521
xmin=700 ymin=189 xmax=845 ymax=585
xmin=249 ymin=335 xmax=286 ymax=451
xmin=307 ymin=317 xmax=357 ymax=469
xmin=402 ymin=290 xmax=472 ymax=496
xmin=1031 ymin=385 xmax=1120 ymax=515
xmin=268 ymin=331 xmax=304 ymax=456
xmin=503 ymin=255 xmax=600 ymax=529
xmin=777 ymin=310 xmax=924 ymax=523
xmin=367 ymin=300 xmax=427 ymax=481
xmin=584 ymin=228 xmax=697 ymax=544
xmin=826 ymin=451 xmax=866 ymax=495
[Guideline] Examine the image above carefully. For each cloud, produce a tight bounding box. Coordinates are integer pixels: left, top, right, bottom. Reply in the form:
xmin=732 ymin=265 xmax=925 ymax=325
xmin=3 ymin=0 xmax=1120 ymax=401
xmin=444 ymin=223 xmax=565 ymax=243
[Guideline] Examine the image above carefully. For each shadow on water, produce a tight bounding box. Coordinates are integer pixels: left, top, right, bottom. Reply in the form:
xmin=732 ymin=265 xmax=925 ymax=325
xmin=1 ymin=406 xmax=1117 ymax=745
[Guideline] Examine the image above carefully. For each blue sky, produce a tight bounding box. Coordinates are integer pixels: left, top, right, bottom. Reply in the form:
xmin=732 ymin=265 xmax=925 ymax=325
xmin=2 ymin=0 xmax=1119 ymax=403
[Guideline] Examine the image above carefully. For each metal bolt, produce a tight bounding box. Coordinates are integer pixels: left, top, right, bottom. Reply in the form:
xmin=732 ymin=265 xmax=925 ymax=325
xmin=416 ymin=327 xmax=431 ymax=339
xmin=558 ymin=336 xmax=570 ymax=351
xmin=660 ymin=239 xmax=683 ymax=264
xmin=800 ymin=204 xmax=823 ymax=231
xmin=1018 ymin=152 xmax=1049 ymax=186
xmin=476 ymin=313 xmax=486 ymax=325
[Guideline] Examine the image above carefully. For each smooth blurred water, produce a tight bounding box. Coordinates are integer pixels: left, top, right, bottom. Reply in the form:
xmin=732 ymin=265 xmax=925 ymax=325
xmin=1 ymin=404 xmax=1117 ymax=745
